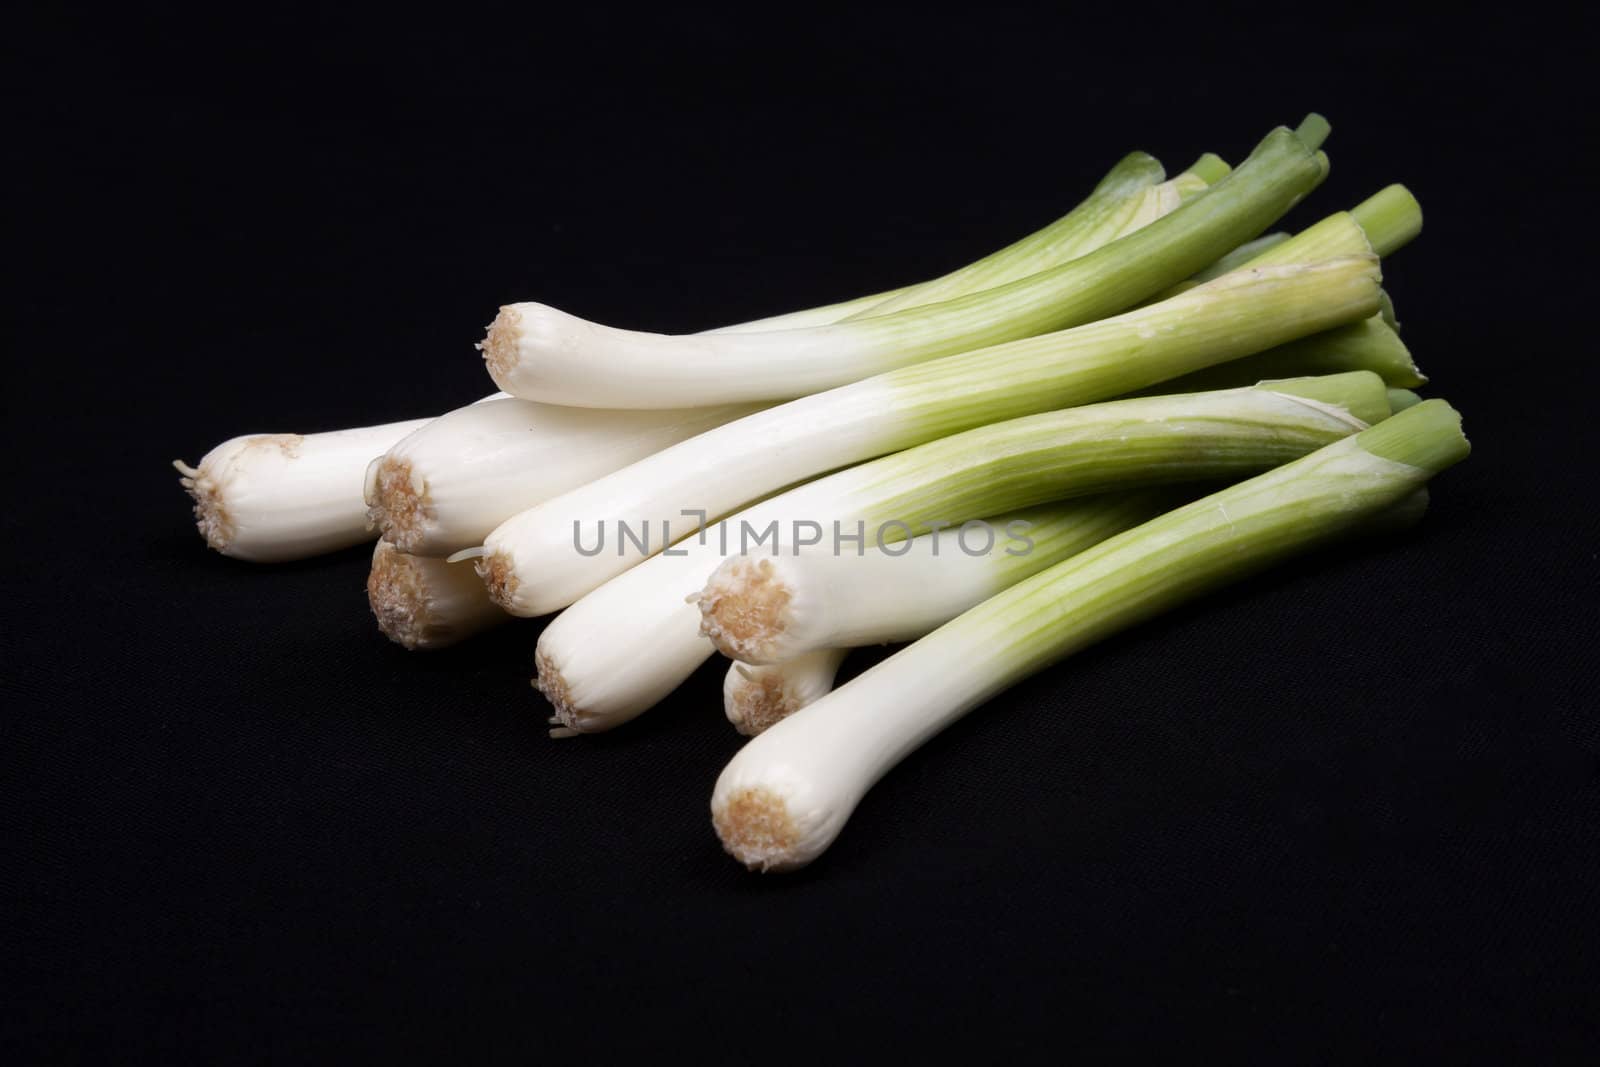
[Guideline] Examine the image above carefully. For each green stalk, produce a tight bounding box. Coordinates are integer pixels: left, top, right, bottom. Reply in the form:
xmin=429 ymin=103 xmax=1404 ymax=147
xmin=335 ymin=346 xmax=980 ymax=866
xmin=863 ymin=372 xmax=1394 ymax=529
xmin=1248 ymin=186 xmax=1421 ymax=272
xmin=1352 ymin=185 xmax=1424 ymax=258
xmin=1379 ymin=290 xmax=1401 ymax=331
xmin=1131 ymin=314 xmax=1425 ymax=394
xmin=1189 ymin=232 xmax=1291 ymax=284
xmin=1184 ymin=152 xmax=1233 ymax=185
xmin=1156 ymin=184 xmax=1418 ymax=303
xmin=844 ymin=152 xmax=1174 ymax=320
xmin=724 ymin=149 xmax=1235 ymax=333
xmin=1387 ymin=388 xmax=1424 ymax=412
xmin=886 ymin=256 xmax=1382 ymax=442
xmin=1295 ymin=113 xmax=1332 ymax=150
xmin=716 ymin=152 xmax=1170 ymax=334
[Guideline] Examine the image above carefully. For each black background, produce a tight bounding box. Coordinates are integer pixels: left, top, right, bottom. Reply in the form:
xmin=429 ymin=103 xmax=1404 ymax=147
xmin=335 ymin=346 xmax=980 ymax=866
xmin=7 ymin=5 xmax=1598 ymax=1062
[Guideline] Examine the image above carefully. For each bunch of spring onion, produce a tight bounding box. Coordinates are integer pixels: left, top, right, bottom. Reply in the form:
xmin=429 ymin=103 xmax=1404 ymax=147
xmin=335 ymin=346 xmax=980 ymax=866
xmin=173 ymin=114 xmax=1469 ymax=873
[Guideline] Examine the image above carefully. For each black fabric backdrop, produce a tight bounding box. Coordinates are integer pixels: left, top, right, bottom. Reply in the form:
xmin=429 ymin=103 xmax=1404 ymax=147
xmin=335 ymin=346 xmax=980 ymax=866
xmin=6 ymin=6 xmax=1598 ymax=1062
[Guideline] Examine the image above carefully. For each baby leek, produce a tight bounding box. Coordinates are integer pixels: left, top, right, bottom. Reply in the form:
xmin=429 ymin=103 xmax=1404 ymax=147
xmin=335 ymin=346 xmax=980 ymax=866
xmin=711 ymin=400 xmax=1470 ymax=871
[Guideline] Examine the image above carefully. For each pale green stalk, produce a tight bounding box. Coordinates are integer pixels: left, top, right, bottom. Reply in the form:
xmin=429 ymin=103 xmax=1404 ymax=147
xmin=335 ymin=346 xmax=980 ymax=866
xmin=1379 ymin=291 xmax=1401 ymax=331
xmin=1189 ymin=232 xmax=1291 ymax=283
xmin=1133 ymin=315 xmax=1425 ymax=395
xmin=1387 ymin=388 xmax=1424 ymax=412
xmin=844 ymin=153 xmax=1225 ymax=319
xmin=708 ymin=151 xmax=1170 ymax=334
xmin=1350 ymin=184 xmax=1424 ymax=258
xmin=1123 ymin=184 xmax=1425 ymax=394
xmin=1158 ymin=184 xmax=1420 ymax=302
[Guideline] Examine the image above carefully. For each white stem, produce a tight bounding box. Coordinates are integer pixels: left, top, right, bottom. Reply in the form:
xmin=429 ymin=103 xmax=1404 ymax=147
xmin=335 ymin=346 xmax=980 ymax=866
xmin=723 ymin=650 xmax=849 ymax=737
xmin=176 ymin=419 xmax=430 ymax=562
xmin=697 ymin=498 xmax=1164 ymax=664
xmin=365 ymin=397 xmax=765 ymax=557
xmin=367 ymin=541 xmax=508 ymax=650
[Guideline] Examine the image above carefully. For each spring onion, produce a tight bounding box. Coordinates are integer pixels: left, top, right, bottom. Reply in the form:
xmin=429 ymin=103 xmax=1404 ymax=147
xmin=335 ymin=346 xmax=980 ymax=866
xmin=176 ymin=418 xmax=434 ymax=562
xmin=710 ymin=488 xmax=1431 ymax=737
xmin=702 ymin=150 xmax=1185 ymax=334
xmin=697 ymin=497 xmax=1170 ymax=665
xmin=367 ymin=541 xmax=507 ymax=650
xmin=711 ymin=400 xmax=1470 ymax=871
xmin=838 ymin=153 xmax=1223 ymax=319
xmin=365 ymin=397 xmax=766 ymax=558
xmin=479 ymin=119 xmax=1330 ymax=408
xmin=534 ymin=371 xmax=1393 ymax=733
xmin=483 ymin=253 xmax=1384 ymax=617
xmin=723 ymin=650 xmax=850 ymax=737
